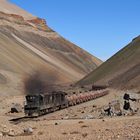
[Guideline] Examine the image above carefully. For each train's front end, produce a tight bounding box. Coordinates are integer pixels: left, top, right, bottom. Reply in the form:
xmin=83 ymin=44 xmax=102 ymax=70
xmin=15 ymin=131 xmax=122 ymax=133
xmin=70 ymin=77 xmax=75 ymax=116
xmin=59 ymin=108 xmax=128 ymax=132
xmin=24 ymin=94 xmax=43 ymax=116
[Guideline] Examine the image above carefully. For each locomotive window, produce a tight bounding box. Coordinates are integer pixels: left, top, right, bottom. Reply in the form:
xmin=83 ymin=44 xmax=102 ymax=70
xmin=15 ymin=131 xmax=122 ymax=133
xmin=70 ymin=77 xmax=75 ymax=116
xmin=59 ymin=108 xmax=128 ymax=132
xmin=27 ymin=96 xmax=36 ymax=102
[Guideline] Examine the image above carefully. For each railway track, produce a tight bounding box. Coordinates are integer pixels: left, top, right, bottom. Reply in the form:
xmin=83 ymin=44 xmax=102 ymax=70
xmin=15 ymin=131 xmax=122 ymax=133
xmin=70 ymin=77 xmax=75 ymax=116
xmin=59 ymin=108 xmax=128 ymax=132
xmin=9 ymin=116 xmax=38 ymax=124
xmin=9 ymin=116 xmax=98 ymax=124
xmin=9 ymin=89 xmax=109 ymax=123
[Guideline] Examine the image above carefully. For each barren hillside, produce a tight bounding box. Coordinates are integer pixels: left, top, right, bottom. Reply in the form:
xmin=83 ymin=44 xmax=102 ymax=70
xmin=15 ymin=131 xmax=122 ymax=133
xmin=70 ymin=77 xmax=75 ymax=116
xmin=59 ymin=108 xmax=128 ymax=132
xmin=0 ymin=1 xmax=102 ymax=95
xmin=0 ymin=0 xmax=35 ymax=19
xmin=77 ymin=37 xmax=140 ymax=91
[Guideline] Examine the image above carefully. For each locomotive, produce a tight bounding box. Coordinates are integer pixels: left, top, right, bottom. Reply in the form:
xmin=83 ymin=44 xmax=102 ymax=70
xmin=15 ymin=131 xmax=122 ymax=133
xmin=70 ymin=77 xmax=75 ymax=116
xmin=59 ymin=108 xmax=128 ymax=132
xmin=24 ymin=90 xmax=108 ymax=116
xmin=24 ymin=91 xmax=68 ymax=116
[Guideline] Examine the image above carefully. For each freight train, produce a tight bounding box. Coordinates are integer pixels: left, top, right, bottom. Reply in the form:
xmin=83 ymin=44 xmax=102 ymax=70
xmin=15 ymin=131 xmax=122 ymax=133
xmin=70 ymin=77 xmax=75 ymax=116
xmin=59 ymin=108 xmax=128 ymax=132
xmin=24 ymin=90 xmax=108 ymax=116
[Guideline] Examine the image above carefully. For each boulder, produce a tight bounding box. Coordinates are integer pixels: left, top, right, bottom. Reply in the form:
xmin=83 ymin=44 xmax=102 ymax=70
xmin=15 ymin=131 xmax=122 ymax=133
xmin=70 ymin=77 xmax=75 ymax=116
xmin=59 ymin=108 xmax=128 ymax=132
xmin=11 ymin=103 xmax=22 ymax=113
xmin=8 ymin=129 xmax=15 ymax=137
xmin=24 ymin=127 xmax=33 ymax=134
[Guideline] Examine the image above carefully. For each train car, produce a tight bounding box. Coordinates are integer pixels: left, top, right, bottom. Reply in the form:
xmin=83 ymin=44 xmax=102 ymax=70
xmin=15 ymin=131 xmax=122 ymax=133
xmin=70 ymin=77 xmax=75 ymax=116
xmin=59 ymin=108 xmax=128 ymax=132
xmin=24 ymin=91 xmax=68 ymax=116
xmin=24 ymin=89 xmax=109 ymax=117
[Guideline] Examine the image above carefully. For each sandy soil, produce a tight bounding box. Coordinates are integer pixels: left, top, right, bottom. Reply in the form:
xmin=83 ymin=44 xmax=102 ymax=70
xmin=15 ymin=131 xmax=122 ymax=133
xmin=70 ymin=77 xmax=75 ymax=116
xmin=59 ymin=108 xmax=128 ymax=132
xmin=1 ymin=116 xmax=140 ymax=140
xmin=0 ymin=89 xmax=139 ymax=140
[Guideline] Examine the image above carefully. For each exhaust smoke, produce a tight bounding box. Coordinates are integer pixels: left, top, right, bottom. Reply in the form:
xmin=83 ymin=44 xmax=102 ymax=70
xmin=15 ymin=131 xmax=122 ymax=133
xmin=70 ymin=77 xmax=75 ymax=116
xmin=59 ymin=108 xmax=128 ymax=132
xmin=24 ymin=71 xmax=45 ymax=95
xmin=23 ymin=70 xmax=61 ymax=95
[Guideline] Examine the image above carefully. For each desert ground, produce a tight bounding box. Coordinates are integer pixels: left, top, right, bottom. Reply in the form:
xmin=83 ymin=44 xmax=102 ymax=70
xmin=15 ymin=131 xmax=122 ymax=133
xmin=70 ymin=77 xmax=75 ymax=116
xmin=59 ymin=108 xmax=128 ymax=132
xmin=0 ymin=89 xmax=139 ymax=140
xmin=0 ymin=1 xmax=139 ymax=140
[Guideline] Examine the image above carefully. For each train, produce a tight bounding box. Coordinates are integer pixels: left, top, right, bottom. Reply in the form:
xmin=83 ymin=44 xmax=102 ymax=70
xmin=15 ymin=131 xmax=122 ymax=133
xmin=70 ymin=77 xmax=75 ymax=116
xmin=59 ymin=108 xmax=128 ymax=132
xmin=24 ymin=90 xmax=108 ymax=116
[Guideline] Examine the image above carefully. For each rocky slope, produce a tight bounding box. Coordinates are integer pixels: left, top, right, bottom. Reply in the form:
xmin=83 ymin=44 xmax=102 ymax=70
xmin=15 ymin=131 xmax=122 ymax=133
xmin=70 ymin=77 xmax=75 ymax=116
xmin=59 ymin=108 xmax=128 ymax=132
xmin=0 ymin=0 xmax=35 ymax=19
xmin=77 ymin=37 xmax=140 ymax=91
xmin=0 ymin=1 xmax=102 ymax=95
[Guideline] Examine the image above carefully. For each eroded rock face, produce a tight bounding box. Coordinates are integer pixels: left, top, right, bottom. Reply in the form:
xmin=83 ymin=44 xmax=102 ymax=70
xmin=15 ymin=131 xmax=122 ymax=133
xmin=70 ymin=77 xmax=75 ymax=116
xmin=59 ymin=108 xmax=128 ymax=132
xmin=27 ymin=18 xmax=51 ymax=31
xmin=27 ymin=18 xmax=46 ymax=25
xmin=0 ymin=11 xmax=50 ymax=31
xmin=0 ymin=11 xmax=24 ymax=21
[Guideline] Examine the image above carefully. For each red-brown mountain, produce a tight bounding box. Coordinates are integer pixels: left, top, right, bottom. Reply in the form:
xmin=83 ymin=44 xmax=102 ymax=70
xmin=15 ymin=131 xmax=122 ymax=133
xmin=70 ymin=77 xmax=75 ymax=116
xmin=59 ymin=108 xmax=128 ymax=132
xmin=0 ymin=0 xmax=102 ymax=95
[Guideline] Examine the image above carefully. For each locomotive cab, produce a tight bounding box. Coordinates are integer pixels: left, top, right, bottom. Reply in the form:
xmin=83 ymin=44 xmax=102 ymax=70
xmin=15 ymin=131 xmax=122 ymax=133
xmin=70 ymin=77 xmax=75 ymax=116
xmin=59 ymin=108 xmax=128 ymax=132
xmin=24 ymin=94 xmax=43 ymax=116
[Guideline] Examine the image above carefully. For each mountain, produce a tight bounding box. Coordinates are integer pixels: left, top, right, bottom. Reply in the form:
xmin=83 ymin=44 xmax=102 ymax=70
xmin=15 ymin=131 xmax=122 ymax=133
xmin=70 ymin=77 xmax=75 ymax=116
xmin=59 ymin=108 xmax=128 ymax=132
xmin=77 ymin=36 xmax=140 ymax=91
xmin=0 ymin=0 xmax=102 ymax=95
xmin=0 ymin=0 xmax=35 ymax=19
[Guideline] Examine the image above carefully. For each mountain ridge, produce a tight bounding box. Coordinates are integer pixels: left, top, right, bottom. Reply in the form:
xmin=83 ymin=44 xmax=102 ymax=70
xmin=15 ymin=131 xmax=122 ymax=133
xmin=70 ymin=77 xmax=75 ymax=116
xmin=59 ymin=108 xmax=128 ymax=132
xmin=0 ymin=1 xmax=102 ymax=95
xmin=77 ymin=36 xmax=140 ymax=91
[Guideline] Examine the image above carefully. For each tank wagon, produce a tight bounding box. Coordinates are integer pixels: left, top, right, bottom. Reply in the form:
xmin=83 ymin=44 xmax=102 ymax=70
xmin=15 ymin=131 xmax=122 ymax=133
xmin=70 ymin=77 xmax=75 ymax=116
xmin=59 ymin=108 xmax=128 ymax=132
xmin=24 ymin=90 xmax=108 ymax=116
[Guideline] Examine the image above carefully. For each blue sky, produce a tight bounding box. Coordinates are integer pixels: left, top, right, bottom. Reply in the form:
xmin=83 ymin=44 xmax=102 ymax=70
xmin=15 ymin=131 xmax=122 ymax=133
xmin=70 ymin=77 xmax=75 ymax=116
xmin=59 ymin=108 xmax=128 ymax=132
xmin=10 ymin=0 xmax=140 ymax=61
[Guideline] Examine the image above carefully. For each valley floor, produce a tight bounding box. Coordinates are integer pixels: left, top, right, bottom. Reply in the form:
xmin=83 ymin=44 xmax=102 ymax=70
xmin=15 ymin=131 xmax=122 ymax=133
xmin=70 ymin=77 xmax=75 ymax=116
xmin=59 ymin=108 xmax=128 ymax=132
xmin=0 ymin=89 xmax=139 ymax=140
